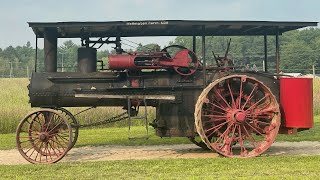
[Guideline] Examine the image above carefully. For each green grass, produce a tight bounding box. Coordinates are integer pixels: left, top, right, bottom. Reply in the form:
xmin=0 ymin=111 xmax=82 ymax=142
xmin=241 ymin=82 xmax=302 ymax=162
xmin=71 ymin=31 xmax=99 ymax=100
xmin=0 ymin=127 xmax=191 ymax=150
xmin=314 ymin=77 xmax=320 ymax=115
xmin=276 ymin=116 xmax=320 ymax=141
xmin=1 ymin=117 xmax=320 ymax=150
xmin=1 ymin=156 xmax=320 ymax=179
xmin=0 ymin=78 xmax=30 ymax=134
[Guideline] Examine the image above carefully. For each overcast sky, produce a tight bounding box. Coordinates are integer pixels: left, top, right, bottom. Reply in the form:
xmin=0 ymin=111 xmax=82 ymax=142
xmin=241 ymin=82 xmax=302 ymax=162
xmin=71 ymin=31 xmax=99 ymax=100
xmin=0 ymin=0 xmax=319 ymax=49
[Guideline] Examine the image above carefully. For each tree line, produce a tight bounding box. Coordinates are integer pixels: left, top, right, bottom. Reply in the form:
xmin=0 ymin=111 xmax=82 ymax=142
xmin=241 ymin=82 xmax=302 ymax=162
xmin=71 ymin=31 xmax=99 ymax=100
xmin=171 ymin=28 xmax=320 ymax=74
xmin=0 ymin=27 xmax=320 ymax=77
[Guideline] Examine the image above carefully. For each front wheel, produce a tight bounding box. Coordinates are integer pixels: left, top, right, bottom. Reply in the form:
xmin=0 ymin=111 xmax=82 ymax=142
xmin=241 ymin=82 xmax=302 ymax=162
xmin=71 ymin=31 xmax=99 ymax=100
xmin=16 ymin=109 xmax=73 ymax=164
xmin=194 ymin=75 xmax=280 ymax=158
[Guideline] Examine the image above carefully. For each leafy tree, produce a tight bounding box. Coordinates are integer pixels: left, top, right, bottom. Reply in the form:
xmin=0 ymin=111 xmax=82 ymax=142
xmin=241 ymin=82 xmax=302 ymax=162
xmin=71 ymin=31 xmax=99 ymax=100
xmin=58 ymin=40 xmax=80 ymax=72
xmin=136 ymin=43 xmax=161 ymax=52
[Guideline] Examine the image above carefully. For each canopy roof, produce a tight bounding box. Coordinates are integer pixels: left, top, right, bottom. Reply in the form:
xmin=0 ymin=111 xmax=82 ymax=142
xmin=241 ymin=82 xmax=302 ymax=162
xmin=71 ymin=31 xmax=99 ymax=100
xmin=28 ymin=20 xmax=318 ymax=38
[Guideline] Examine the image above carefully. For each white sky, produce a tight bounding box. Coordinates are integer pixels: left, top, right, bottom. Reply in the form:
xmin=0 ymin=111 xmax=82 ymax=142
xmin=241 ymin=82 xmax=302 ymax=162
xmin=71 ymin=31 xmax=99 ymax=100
xmin=0 ymin=0 xmax=319 ymax=49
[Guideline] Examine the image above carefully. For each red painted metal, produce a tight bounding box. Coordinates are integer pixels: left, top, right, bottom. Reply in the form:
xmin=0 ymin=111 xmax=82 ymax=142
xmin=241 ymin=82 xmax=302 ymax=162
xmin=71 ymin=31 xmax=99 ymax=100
xmin=109 ymin=52 xmax=170 ymax=70
xmin=195 ymin=75 xmax=281 ymax=157
xmin=130 ymin=79 xmax=140 ymax=87
xmin=108 ymin=49 xmax=198 ymax=76
xmin=280 ymin=77 xmax=313 ymax=128
xmin=16 ymin=109 xmax=72 ymax=164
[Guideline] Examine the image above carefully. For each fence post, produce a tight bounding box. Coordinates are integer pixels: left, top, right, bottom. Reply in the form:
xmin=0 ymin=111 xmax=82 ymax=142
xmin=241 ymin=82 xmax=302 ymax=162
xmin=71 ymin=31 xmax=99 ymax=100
xmin=313 ymin=64 xmax=315 ymax=78
xmin=9 ymin=62 xmax=13 ymax=78
xmin=27 ymin=66 xmax=29 ymax=78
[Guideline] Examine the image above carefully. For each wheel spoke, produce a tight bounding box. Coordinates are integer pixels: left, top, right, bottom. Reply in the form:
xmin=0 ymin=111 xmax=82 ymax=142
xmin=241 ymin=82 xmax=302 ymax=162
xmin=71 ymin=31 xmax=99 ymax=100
xmin=202 ymin=114 xmax=227 ymax=118
xmin=241 ymin=84 xmax=257 ymax=110
xmin=205 ymin=117 xmax=227 ymax=123
xmin=242 ymin=125 xmax=257 ymax=147
xmin=205 ymin=121 xmax=228 ymax=136
xmin=203 ymin=107 xmax=225 ymax=115
xmin=47 ymin=117 xmax=64 ymax=134
xmin=195 ymin=75 xmax=280 ymax=157
xmin=52 ymin=136 xmax=68 ymax=150
xmin=205 ymin=120 xmax=229 ymax=134
xmin=214 ymin=88 xmax=231 ymax=108
xmin=48 ymin=141 xmax=60 ymax=157
xmin=227 ymin=81 xmax=236 ymax=108
xmin=35 ymin=141 xmax=44 ymax=162
xmin=212 ymin=122 xmax=234 ymax=145
xmin=37 ymin=114 xmax=46 ymax=132
xmin=56 ymin=133 xmax=70 ymax=142
xmin=238 ymin=77 xmax=243 ymax=109
xmin=237 ymin=125 xmax=247 ymax=156
xmin=245 ymin=94 xmax=269 ymax=112
xmin=245 ymin=121 xmax=265 ymax=137
xmin=207 ymin=101 xmax=228 ymax=112
xmin=44 ymin=113 xmax=55 ymax=132
xmin=248 ymin=118 xmax=271 ymax=125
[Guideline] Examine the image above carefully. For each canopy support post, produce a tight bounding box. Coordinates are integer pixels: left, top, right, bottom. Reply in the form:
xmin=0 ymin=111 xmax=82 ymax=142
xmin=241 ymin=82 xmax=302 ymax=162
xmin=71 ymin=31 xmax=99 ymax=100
xmin=275 ymin=29 xmax=280 ymax=74
xmin=202 ymin=26 xmax=206 ymax=87
xmin=264 ymin=34 xmax=268 ymax=72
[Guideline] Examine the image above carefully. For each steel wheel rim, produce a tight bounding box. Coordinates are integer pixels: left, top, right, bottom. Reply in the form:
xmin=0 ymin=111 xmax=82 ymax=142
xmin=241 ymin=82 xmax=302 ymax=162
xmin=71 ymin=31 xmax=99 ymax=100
xmin=195 ymin=75 xmax=280 ymax=158
xmin=54 ymin=107 xmax=79 ymax=149
xmin=16 ymin=109 xmax=73 ymax=164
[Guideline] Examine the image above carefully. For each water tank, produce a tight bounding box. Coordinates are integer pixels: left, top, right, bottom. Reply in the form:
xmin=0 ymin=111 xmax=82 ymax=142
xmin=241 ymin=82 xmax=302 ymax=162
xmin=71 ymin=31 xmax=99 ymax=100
xmin=280 ymin=77 xmax=313 ymax=128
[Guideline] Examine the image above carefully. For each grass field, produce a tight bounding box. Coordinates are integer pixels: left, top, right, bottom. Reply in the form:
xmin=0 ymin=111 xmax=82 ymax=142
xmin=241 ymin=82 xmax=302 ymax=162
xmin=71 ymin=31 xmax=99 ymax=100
xmin=1 ymin=156 xmax=320 ymax=179
xmin=314 ymin=77 xmax=320 ymax=115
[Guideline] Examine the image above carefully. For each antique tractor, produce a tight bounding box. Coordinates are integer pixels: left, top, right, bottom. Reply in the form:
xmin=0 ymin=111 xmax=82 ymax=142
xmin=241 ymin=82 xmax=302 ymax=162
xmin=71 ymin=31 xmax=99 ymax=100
xmin=16 ymin=20 xmax=316 ymax=163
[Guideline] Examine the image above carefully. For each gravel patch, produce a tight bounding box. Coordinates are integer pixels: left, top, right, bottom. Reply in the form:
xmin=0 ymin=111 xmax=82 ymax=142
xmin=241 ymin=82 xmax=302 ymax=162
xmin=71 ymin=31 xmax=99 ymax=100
xmin=1 ymin=141 xmax=319 ymax=165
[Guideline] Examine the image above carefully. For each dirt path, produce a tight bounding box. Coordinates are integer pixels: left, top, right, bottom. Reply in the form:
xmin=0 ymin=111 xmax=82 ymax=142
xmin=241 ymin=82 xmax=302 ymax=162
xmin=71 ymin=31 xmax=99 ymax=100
xmin=1 ymin=141 xmax=320 ymax=165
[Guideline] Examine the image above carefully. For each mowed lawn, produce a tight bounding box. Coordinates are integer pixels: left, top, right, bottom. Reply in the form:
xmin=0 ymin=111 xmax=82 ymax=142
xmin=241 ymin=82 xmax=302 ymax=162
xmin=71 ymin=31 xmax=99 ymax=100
xmin=1 ymin=156 xmax=320 ymax=179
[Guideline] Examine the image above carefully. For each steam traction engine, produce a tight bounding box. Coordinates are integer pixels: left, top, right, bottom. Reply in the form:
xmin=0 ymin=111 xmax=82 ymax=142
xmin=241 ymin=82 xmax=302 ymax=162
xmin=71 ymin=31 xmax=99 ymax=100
xmin=16 ymin=20 xmax=317 ymax=163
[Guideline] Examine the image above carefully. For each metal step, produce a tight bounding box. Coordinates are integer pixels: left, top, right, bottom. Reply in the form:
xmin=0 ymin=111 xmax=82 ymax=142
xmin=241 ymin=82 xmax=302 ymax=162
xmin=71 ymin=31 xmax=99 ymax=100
xmin=127 ymin=97 xmax=149 ymax=140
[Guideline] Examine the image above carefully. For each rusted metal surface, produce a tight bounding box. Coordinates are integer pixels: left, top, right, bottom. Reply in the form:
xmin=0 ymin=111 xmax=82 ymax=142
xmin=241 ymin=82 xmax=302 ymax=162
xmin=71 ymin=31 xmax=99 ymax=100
xmin=43 ymin=28 xmax=57 ymax=72
xmin=109 ymin=45 xmax=199 ymax=76
xmin=16 ymin=109 xmax=72 ymax=164
xmin=195 ymin=75 xmax=281 ymax=157
xmin=28 ymin=20 xmax=317 ymax=38
xmin=75 ymin=94 xmax=176 ymax=100
xmin=77 ymin=47 xmax=97 ymax=73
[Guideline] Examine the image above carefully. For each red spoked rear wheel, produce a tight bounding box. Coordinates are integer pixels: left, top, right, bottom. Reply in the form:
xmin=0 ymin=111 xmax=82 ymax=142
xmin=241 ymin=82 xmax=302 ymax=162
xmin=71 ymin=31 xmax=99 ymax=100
xmin=195 ymin=75 xmax=280 ymax=157
xmin=16 ymin=109 xmax=72 ymax=164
